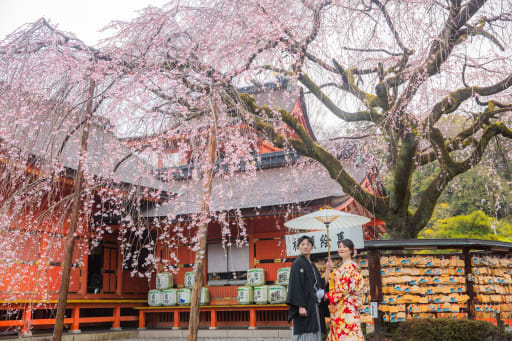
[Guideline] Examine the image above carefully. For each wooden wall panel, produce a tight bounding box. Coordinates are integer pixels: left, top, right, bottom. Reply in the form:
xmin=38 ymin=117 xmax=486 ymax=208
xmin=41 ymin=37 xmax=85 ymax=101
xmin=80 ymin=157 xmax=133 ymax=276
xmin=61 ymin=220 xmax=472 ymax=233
xmin=45 ymin=266 xmax=81 ymax=292
xmin=254 ymin=239 xmax=287 ymax=260
xmin=0 ymin=263 xmax=37 ymax=292
xmin=249 ymin=217 xmax=286 ymax=234
xmin=46 ymin=265 xmax=62 ymax=292
xmin=72 ymin=239 xmax=85 ymax=264
xmin=177 ymin=246 xmax=195 ymax=265
xmin=18 ymin=233 xmax=40 ymax=262
xmin=256 ymin=262 xmax=293 ymax=283
xmin=46 ymin=236 xmax=66 ymax=263
xmin=0 ymin=231 xmax=40 ymax=262
xmin=46 ymin=237 xmax=83 ymax=263
xmin=69 ymin=267 xmax=81 ymax=292
xmin=208 ymin=285 xmax=237 ymax=298
xmin=122 ymin=271 xmax=149 ymax=294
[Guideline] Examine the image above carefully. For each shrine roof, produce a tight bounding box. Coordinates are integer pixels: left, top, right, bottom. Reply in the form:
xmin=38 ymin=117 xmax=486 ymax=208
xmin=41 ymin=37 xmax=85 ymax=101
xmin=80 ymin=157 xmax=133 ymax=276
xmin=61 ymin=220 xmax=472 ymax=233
xmin=141 ymin=156 xmax=368 ymax=217
xmin=6 ymin=112 xmax=169 ymax=193
xmin=240 ymin=78 xmax=317 ymax=141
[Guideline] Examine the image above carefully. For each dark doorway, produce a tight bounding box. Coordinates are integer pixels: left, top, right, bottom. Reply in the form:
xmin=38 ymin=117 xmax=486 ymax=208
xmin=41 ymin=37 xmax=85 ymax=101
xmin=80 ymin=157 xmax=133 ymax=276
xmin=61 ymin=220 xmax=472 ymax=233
xmin=87 ymin=243 xmax=103 ymax=294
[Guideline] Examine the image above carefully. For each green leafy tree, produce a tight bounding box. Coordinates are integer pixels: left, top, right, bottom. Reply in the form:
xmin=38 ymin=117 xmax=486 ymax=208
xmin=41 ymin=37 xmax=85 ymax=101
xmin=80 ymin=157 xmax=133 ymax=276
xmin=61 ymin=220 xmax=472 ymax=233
xmin=409 ymin=161 xmax=512 ymax=223
xmin=440 ymin=168 xmax=512 ymax=219
xmin=419 ymin=210 xmax=512 ymax=241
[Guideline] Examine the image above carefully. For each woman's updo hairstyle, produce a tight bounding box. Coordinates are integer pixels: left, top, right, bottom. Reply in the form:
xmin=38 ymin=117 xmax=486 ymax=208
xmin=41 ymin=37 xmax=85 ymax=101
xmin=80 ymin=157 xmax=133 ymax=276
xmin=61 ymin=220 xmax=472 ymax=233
xmin=340 ymin=239 xmax=356 ymax=257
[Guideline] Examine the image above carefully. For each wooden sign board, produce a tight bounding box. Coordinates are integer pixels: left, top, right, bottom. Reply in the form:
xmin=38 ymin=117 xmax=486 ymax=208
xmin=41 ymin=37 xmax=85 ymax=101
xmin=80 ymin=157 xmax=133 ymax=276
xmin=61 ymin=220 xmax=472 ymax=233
xmin=285 ymin=226 xmax=364 ymax=257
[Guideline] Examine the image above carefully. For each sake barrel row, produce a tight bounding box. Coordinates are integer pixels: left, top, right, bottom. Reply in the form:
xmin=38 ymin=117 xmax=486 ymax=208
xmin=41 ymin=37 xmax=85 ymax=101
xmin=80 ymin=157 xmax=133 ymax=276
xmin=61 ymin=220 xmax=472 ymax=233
xmin=149 ymin=289 xmax=177 ymax=306
xmin=177 ymin=287 xmax=210 ymax=305
xmin=156 ymin=272 xmax=174 ymax=290
xmin=149 ymin=288 xmax=209 ymax=306
xmin=252 ymin=285 xmax=287 ymax=304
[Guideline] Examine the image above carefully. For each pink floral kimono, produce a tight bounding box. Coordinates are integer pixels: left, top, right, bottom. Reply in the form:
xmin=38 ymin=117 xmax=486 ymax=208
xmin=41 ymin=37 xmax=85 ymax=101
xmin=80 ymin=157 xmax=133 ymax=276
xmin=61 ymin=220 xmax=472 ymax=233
xmin=325 ymin=260 xmax=364 ymax=341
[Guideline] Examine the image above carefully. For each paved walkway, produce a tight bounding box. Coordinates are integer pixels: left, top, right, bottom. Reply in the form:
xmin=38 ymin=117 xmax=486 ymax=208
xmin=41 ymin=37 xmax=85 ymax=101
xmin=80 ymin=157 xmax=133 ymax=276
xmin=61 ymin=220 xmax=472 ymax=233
xmin=5 ymin=329 xmax=292 ymax=341
xmin=135 ymin=329 xmax=291 ymax=340
xmin=118 ymin=337 xmax=290 ymax=341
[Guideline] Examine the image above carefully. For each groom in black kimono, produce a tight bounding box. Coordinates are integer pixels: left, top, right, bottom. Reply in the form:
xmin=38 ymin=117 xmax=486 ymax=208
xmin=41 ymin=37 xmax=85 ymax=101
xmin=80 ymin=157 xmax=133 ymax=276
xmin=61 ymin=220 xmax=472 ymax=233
xmin=286 ymin=235 xmax=329 ymax=338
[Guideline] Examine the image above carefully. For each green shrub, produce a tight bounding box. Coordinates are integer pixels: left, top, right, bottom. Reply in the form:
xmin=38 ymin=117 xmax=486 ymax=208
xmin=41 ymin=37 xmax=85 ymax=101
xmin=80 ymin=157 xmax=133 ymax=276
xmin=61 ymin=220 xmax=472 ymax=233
xmin=393 ymin=318 xmax=498 ymax=341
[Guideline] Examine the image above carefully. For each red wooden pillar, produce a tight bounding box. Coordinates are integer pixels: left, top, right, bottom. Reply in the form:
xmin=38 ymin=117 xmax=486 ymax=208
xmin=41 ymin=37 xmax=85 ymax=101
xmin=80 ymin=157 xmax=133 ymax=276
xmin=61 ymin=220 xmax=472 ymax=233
xmin=173 ymin=310 xmax=180 ymax=329
xmin=368 ymin=249 xmax=383 ymax=341
xmin=116 ymin=246 xmax=123 ymax=296
xmin=138 ymin=310 xmax=145 ymax=329
xmin=20 ymin=305 xmax=32 ymax=336
xmin=463 ymin=248 xmax=476 ymax=319
xmin=249 ymin=308 xmax=256 ymax=329
xmin=249 ymin=235 xmax=256 ymax=268
xmin=210 ymin=309 xmax=217 ymax=329
xmin=112 ymin=304 xmax=121 ymax=330
xmin=37 ymin=233 xmax=49 ymax=295
xmin=70 ymin=305 xmax=80 ymax=332
xmin=80 ymin=239 xmax=88 ymax=296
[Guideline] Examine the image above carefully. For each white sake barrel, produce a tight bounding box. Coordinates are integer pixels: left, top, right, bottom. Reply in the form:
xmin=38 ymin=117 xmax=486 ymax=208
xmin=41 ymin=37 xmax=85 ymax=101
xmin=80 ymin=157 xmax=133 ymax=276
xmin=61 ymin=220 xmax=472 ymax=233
xmin=247 ymin=268 xmax=265 ymax=286
xmin=162 ymin=289 xmax=177 ymax=306
xmin=184 ymin=271 xmax=195 ymax=288
xmin=237 ymin=286 xmax=254 ymax=304
xmin=276 ymin=267 xmax=291 ymax=285
xmin=177 ymin=288 xmax=191 ymax=305
xmin=268 ymin=285 xmax=287 ymax=304
xmin=156 ymin=272 xmax=173 ymax=290
xmin=148 ymin=290 xmax=162 ymax=306
xmin=200 ymin=287 xmax=210 ymax=305
xmin=253 ymin=285 xmax=268 ymax=304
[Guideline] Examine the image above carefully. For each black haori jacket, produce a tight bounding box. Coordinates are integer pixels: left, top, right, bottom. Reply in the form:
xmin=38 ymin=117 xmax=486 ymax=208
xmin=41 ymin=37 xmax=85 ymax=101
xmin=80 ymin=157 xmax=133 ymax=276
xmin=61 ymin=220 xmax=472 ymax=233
xmin=286 ymin=255 xmax=328 ymax=335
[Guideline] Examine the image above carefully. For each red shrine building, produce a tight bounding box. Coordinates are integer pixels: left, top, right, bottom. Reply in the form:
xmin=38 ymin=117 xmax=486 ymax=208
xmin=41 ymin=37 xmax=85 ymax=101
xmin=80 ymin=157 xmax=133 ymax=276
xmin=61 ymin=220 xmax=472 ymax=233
xmin=0 ymin=114 xmax=170 ymax=335
xmin=0 ymin=81 xmax=385 ymax=334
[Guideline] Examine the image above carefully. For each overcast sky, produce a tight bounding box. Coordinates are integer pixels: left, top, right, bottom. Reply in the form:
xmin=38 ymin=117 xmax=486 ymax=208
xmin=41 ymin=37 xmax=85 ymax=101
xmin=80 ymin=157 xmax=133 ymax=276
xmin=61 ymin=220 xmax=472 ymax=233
xmin=0 ymin=0 xmax=170 ymax=45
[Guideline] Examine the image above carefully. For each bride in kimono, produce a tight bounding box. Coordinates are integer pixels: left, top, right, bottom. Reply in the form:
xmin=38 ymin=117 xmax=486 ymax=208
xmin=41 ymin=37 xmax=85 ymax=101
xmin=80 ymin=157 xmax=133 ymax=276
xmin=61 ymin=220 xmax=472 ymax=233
xmin=325 ymin=239 xmax=364 ymax=341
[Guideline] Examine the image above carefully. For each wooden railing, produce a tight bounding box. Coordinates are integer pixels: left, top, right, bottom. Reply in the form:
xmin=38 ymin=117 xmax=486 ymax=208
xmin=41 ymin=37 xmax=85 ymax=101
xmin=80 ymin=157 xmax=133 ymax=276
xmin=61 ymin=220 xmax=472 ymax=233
xmin=0 ymin=299 xmax=145 ymax=336
xmin=0 ymin=300 xmax=291 ymax=335
xmin=135 ymin=304 xmax=289 ymax=330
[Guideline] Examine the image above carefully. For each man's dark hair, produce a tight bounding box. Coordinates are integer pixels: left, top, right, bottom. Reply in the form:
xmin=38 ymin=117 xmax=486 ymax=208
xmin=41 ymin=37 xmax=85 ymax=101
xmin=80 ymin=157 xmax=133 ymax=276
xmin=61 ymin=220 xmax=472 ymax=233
xmin=297 ymin=235 xmax=314 ymax=247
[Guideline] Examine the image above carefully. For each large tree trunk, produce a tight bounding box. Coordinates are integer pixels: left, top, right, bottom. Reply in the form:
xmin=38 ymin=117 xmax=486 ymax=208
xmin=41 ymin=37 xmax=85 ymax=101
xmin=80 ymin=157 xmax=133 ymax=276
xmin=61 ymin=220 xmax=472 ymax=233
xmin=384 ymin=210 xmax=425 ymax=239
xmin=53 ymin=80 xmax=94 ymax=341
xmin=386 ymin=221 xmax=418 ymax=239
xmin=188 ymin=106 xmax=218 ymax=341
